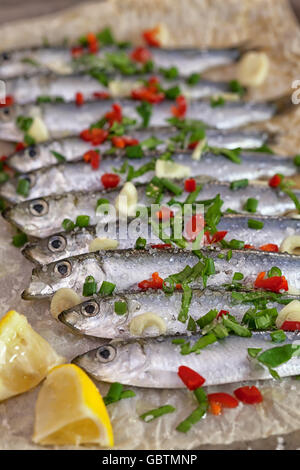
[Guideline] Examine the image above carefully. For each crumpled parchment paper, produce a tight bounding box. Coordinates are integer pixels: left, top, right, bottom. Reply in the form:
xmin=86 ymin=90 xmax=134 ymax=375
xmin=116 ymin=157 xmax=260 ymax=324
xmin=2 ymin=0 xmax=300 ymax=450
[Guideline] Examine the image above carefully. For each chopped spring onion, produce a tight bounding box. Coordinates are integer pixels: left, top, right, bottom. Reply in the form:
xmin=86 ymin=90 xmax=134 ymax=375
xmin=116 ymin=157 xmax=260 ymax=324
xmin=16 ymin=178 xmax=30 ymax=197
xmin=176 ymin=402 xmax=208 ymax=433
xmin=270 ymin=330 xmax=286 ymax=343
xmin=136 ymin=101 xmax=152 ymax=127
xmin=248 ymin=219 xmax=264 ymax=230
xmin=62 ymin=218 xmax=75 ymax=232
xmin=76 ymin=215 xmax=90 ymax=227
xmin=196 ymin=309 xmax=218 ymax=329
xmin=186 ymin=73 xmax=201 ymax=85
xmin=178 ymin=285 xmax=193 ymax=323
xmin=12 ymin=231 xmax=28 ymax=248
xmin=103 ymin=382 xmax=136 ymax=406
xmin=140 ymin=405 xmax=176 ymax=423
xmin=51 ymin=150 xmax=66 ymax=163
xmin=114 ymin=301 xmax=127 ymax=315
xmin=160 ymin=178 xmax=183 ymax=196
xmin=135 ymin=237 xmax=146 ymax=249
xmin=99 ymin=280 xmax=116 ymax=295
xmin=223 ymin=317 xmax=252 ymax=337
xmin=244 ymin=198 xmax=258 ymax=213
xmin=268 ymin=266 xmax=282 ymax=278
xmin=83 ymin=275 xmax=98 ymax=297
xmin=125 ymin=144 xmax=144 ymax=159
xmin=230 ymin=179 xmax=248 ymax=190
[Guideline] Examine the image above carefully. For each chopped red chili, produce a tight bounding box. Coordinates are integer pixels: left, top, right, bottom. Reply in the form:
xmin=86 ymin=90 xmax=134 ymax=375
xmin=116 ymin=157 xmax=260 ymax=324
xmin=101 ymin=173 xmax=120 ymax=189
xmin=143 ymin=26 xmax=161 ymax=47
xmin=138 ymin=272 xmax=164 ymax=290
xmin=80 ymin=128 xmax=108 ymax=145
xmin=217 ymin=310 xmax=229 ymax=318
xmin=254 ymin=271 xmax=288 ymax=293
xmin=204 ymin=230 xmax=227 ymax=245
xmin=259 ymin=243 xmax=279 ymax=252
xmin=188 ymin=141 xmax=199 ymax=150
xmin=111 ymin=136 xmax=139 ymax=148
xmin=93 ymin=91 xmax=110 ymax=100
xmin=150 ymin=243 xmax=172 ymax=249
xmin=177 ymin=365 xmax=206 ymax=390
xmin=184 ymin=178 xmax=197 ymax=193
xmin=171 ymin=95 xmax=187 ymax=119
xmin=156 ymin=206 xmax=174 ymax=221
xmin=131 ymin=76 xmax=165 ymax=103
xmin=86 ymin=32 xmax=99 ymax=53
xmin=244 ymin=244 xmax=255 ymax=249
xmin=130 ymin=46 xmax=152 ymax=64
xmin=0 ymin=95 xmax=14 ymax=107
xmin=268 ymin=174 xmax=282 ymax=188
xmin=105 ymin=103 xmax=123 ymax=127
xmin=71 ymin=46 xmax=84 ymax=58
xmin=185 ymin=214 xmax=205 ymax=242
xmin=75 ymin=92 xmax=84 ymax=106
xmin=234 ymin=386 xmax=263 ymax=404
xmin=281 ymin=320 xmax=300 ymax=331
xmin=208 ymin=392 xmax=239 ymax=408
xmin=83 ymin=150 xmax=100 ymax=170
xmin=15 ymin=142 xmax=26 ymax=151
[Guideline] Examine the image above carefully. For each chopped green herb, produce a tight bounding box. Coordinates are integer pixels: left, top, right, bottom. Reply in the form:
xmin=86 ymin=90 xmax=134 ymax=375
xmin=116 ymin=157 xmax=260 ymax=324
xmin=125 ymin=144 xmax=144 ymax=159
xmin=268 ymin=266 xmax=282 ymax=278
xmin=159 ymin=66 xmax=179 ymax=80
xmin=140 ymin=405 xmax=176 ymax=422
xmin=186 ymin=73 xmax=201 ymax=85
xmin=16 ymin=116 xmax=33 ymax=132
xmin=99 ymin=280 xmax=116 ymax=295
xmin=187 ymin=316 xmax=197 ymax=332
xmin=228 ymin=79 xmax=245 ymax=96
xmin=96 ymin=27 xmax=115 ymax=45
xmin=160 ymin=178 xmax=183 ymax=196
xmin=62 ymin=218 xmax=75 ymax=232
xmin=294 ymin=154 xmax=300 ymax=167
xmin=210 ymin=96 xmax=226 ymax=107
xmin=114 ymin=301 xmax=128 ymax=315
xmin=0 ymin=172 xmax=9 ymax=184
xmin=141 ymin=136 xmax=163 ymax=150
xmin=76 ymin=215 xmax=90 ymax=227
xmin=103 ymin=382 xmax=136 ymax=405
xmin=16 ymin=178 xmax=30 ymax=197
xmin=230 ymin=179 xmax=248 ymax=190
xmin=176 ymin=402 xmax=208 ymax=433
xmin=178 ymin=284 xmax=193 ymax=323
xmin=136 ymin=101 xmax=152 ymax=127
xmin=248 ymin=219 xmax=264 ymax=230
xmin=270 ymin=330 xmax=286 ymax=343
xmin=51 ymin=150 xmax=66 ymax=163
xmin=223 ymin=316 xmax=252 ymax=337
xmin=82 ymin=275 xmax=98 ymax=297
xmin=12 ymin=231 xmax=28 ymax=248
xmin=244 ymin=198 xmax=258 ymax=213
xmin=135 ymin=237 xmax=146 ymax=249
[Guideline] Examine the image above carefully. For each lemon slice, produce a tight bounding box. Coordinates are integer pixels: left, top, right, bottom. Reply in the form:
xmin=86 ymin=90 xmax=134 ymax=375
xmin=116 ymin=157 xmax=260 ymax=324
xmin=33 ymin=364 xmax=114 ymax=447
xmin=0 ymin=310 xmax=64 ymax=401
xmin=237 ymin=51 xmax=269 ymax=87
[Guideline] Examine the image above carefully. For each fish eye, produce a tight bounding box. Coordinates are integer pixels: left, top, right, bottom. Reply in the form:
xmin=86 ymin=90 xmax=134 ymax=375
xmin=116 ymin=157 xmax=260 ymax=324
xmin=48 ymin=235 xmax=66 ymax=252
xmin=0 ymin=107 xmax=14 ymax=122
xmin=53 ymin=260 xmax=72 ymax=277
xmin=81 ymin=300 xmax=99 ymax=317
xmin=29 ymin=199 xmax=48 ymax=216
xmin=25 ymin=146 xmax=39 ymax=159
xmin=96 ymin=345 xmax=116 ymax=363
xmin=1 ymin=52 xmax=11 ymax=61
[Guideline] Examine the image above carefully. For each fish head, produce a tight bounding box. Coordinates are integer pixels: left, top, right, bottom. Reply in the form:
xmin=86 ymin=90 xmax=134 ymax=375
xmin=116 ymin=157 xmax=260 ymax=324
xmin=3 ymin=196 xmax=64 ymax=238
xmin=0 ymin=105 xmax=23 ymax=141
xmin=0 ymin=171 xmax=38 ymax=204
xmin=7 ymin=144 xmax=50 ymax=173
xmin=58 ymin=294 xmax=131 ymax=338
xmin=72 ymin=340 xmax=147 ymax=384
xmin=22 ymin=233 xmax=70 ymax=265
xmin=22 ymin=253 xmax=106 ymax=299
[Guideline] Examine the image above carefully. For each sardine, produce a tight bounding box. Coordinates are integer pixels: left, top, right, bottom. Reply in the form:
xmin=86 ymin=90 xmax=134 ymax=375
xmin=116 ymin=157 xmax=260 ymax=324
xmin=0 ymin=98 xmax=277 ymax=142
xmin=6 ymin=128 xmax=270 ymax=173
xmin=0 ymin=45 xmax=241 ymax=80
xmin=72 ymin=332 xmax=300 ymax=387
xmin=58 ymin=287 xmax=298 ymax=339
xmin=22 ymin=215 xmax=300 ymax=265
xmin=4 ymin=180 xmax=300 ymax=239
xmin=5 ymin=72 xmax=235 ymax=105
xmin=2 ymin=151 xmax=296 ymax=204
xmin=21 ymin=248 xmax=300 ymax=299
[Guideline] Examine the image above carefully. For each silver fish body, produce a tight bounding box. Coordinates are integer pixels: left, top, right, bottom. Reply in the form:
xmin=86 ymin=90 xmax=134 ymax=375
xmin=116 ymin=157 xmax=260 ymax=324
xmin=0 ymin=46 xmax=241 ymax=80
xmin=58 ymin=287 xmax=298 ymax=339
xmin=22 ymin=248 xmax=300 ymax=299
xmin=6 ymin=128 xmax=269 ymax=173
xmin=4 ymin=180 xmax=300 ymax=239
xmin=22 ymin=215 xmax=300 ymax=265
xmin=72 ymin=332 xmax=300 ymax=387
xmin=2 ymin=151 xmax=297 ymax=204
xmin=0 ymin=99 xmax=276 ymax=142
xmin=5 ymin=72 xmax=233 ymax=105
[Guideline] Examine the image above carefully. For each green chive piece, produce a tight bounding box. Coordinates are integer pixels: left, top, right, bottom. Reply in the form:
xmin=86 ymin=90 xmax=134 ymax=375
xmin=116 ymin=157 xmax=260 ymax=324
xmin=244 ymin=198 xmax=258 ymax=213
xmin=0 ymin=172 xmax=9 ymax=184
xmin=160 ymin=178 xmax=183 ymax=196
xmin=16 ymin=116 xmax=33 ymax=132
xmin=140 ymin=405 xmax=176 ymax=423
xmin=227 ymin=239 xmax=245 ymax=250
xmin=186 ymin=73 xmax=201 ymax=85
xmin=248 ymin=219 xmax=264 ymax=230
xmin=135 ymin=237 xmax=147 ymax=249
xmin=51 ymin=150 xmax=66 ymax=163
xmin=76 ymin=215 xmax=90 ymax=227
xmin=294 ymin=154 xmax=300 ymax=167
xmin=187 ymin=316 xmax=197 ymax=332
xmin=12 ymin=231 xmax=28 ymax=248
xmin=103 ymin=382 xmax=136 ymax=405
xmin=176 ymin=402 xmax=208 ymax=433
xmin=210 ymin=96 xmax=226 ymax=107
xmin=62 ymin=218 xmax=75 ymax=232
xmin=137 ymin=101 xmax=152 ymax=127
xmin=193 ymin=387 xmax=208 ymax=405
xmin=99 ymin=281 xmax=116 ymax=295
xmin=228 ymin=79 xmax=245 ymax=96
xmin=141 ymin=136 xmax=163 ymax=150
xmin=172 ymin=338 xmax=186 ymax=345
xmin=248 ymin=348 xmax=262 ymax=358
xmin=164 ymin=85 xmax=181 ymax=100
xmin=226 ymin=249 xmax=232 ymax=261
xmin=82 ymin=275 xmax=98 ymax=297
xmin=230 ymin=179 xmax=248 ymax=191
xmin=178 ymin=285 xmax=193 ymax=323
xmin=114 ymin=301 xmax=127 ymax=315
xmin=125 ymin=144 xmax=144 ymax=159
xmin=16 ymin=178 xmax=30 ymax=197
xmin=270 ymin=330 xmax=286 ymax=343
xmin=159 ymin=66 xmax=179 ymax=80
xmin=233 ymin=272 xmax=244 ymax=281
xmin=96 ymin=198 xmax=110 ymax=209
xmin=196 ymin=309 xmax=218 ymax=329
xmin=185 ymin=185 xmax=202 ymax=204
xmin=268 ymin=266 xmax=282 ymax=278
xmin=223 ymin=317 xmax=252 ymax=337
xmin=190 ymin=332 xmax=218 ymax=353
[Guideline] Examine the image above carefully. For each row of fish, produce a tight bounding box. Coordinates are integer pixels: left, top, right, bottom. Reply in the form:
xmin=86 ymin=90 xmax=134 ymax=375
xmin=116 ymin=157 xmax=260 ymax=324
xmin=1 ymin=39 xmax=300 ymax=388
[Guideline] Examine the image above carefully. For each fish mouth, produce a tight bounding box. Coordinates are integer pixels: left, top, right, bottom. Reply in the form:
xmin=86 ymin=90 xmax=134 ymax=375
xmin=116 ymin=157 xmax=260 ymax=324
xmin=21 ymin=279 xmax=54 ymax=300
xmin=21 ymin=244 xmax=41 ymax=264
xmin=58 ymin=310 xmax=82 ymax=333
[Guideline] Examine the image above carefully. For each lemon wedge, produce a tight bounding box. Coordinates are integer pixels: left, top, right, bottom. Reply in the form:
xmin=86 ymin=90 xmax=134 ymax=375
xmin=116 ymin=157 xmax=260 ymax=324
xmin=32 ymin=364 xmax=114 ymax=447
xmin=0 ymin=310 xmax=63 ymax=401
xmin=237 ymin=51 xmax=269 ymax=87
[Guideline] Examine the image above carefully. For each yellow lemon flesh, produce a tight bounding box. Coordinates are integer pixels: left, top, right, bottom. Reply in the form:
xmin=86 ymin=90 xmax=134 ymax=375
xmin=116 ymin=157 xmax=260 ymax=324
xmin=33 ymin=363 xmax=114 ymax=447
xmin=0 ymin=310 xmax=63 ymax=401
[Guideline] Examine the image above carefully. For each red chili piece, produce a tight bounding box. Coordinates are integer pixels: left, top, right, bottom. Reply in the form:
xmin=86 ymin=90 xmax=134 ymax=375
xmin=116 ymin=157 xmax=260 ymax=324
xmin=15 ymin=142 xmax=26 ymax=151
xmin=80 ymin=128 xmax=108 ymax=146
xmin=150 ymin=244 xmax=172 ymax=249
xmin=217 ymin=310 xmax=229 ymax=318
xmin=75 ymin=92 xmax=84 ymax=106
xmin=130 ymin=46 xmax=152 ymax=63
xmin=101 ymin=173 xmax=120 ymax=189
xmin=138 ymin=272 xmax=164 ymax=290
xmin=86 ymin=32 xmax=99 ymax=53
xmin=208 ymin=392 xmax=239 ymax=408
xmin=259 ymin=243 xmax=279 ymax=252
xmin=0 ymin=95 xmax=14 ymax=107
xmin=93 ymin=92 xmax=110 ymax=100
xmin=156 ymin=206 xmax=174 ymax=221
xmin=185 ymin=214 xmax=205 ymax=242
xmin=281 ymin=321 xmax=300 ymax=331
xmin=105 ymin=103 xmax=123 ymax=127
xmin=143 ymin=27 xmax=161 ymax=47
xmin=83 ymin=150 xmax=100 ymax=170
xmin=184 ymin=178 xmax=197 ymax=193
xmin=234 ymin=386 xmax=263 ymax=404
xmin=268 ymin=174 xmax=282 ymax=188
xmin=111 ymin=136 xmax=139 ymax=148
xmin=131 ymin=76 xmax=165 ymax=104
xmin=254 ymin=271 xmax=288 ymax=293
xmin=171 ymin=95 xmax=187 ymax=119
xmin=177 ymin=365 xmax=206 ymax=390
xmin=71 ymin=46 xmax=84 ymax=58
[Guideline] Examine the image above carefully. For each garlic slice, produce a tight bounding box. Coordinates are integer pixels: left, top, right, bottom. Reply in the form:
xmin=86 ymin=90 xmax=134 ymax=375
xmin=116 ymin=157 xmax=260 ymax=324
xmin=155 ymin=159 xmax=190 ymax=179
xmin=109 ymin=80 xmax=143 ymax=98
xmin=276 ymin=300 xmax=300 ymax=328
xmin=237 ymin=51 xmax=269 ymax=87
xmin=153 ymin=23 xmax=171 ymax=46
xmin=129 ymin=312 xmax=167 ymax=336
xmin=50 ymin=288 xmax=81 ymax=319
xmin=89 ymin=237 xmax=119 ymax=252
xmin=115 ymin=182 xmax=138 ymax=218
xmin=280 ymin=235 xmax=300 ymax=255
xmin=27 ymin=116 xmax=49 ymax=143
xmin=191 ymin=138 xmax=207 ymax=161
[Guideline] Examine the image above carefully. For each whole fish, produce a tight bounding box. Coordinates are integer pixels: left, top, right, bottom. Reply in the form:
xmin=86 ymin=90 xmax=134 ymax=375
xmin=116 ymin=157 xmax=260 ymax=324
xmin=0 ymin=45 xmax=241 ymax=80
xmin=2 ymin=151 xmax=296 ymax=204
xmin=21 ymin=248 xmax=300 ymax=299
xmin=58 ymin=287 xmax=297 ymax=339
xmin=22 ymin=215 xmax=300 ymax=265
xmin=0 ymin=98 xmax=277 ymax=142
xmin=72 ymin=332 xmax=300 ymax=387
xmin=6 ymin=128 xmax=270 ymax=174
xmin=5 ymin=72 xmax=236 ymax=105
xmin=4 ymin=180 xmax=300 ymax=239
